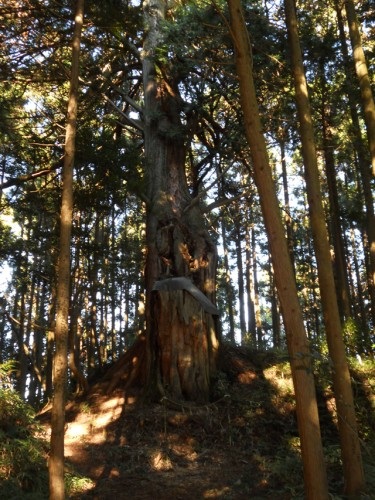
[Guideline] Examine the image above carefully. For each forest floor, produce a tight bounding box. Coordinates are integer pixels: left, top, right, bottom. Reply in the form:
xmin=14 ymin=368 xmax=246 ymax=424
xmin=42 ymin=345 xmax=375 ymax=499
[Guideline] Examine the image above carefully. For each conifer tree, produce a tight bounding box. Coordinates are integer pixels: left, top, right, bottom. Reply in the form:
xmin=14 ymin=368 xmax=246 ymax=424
xmin=227 ymin=0 xmax=329 ymax=496
xmin=284 ymin=0 xmax=364 ymax=494
xmin=49 ymin=1 xmax=84 ymax=498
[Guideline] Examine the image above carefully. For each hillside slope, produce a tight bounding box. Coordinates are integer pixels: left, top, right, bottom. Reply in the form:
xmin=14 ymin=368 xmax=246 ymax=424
xmin=55 ymin=346 xmax=374 ymax=499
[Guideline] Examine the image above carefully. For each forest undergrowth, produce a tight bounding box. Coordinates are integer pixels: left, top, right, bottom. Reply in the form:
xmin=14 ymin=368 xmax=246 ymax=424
xmin=1 ymin=345 xmax=374 ymax=499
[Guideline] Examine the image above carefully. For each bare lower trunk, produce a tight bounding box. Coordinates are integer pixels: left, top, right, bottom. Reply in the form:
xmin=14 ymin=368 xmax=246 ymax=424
xmin=155 ymin=290 xmax=217 ymax=402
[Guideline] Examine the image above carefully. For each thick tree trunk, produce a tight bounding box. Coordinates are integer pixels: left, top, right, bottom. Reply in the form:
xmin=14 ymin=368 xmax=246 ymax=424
xmin=227 ymin=1 xmax=329 ymax=498
xmin=154 ymin=289 xmax=217 ymax=402
xmin=284 ymin=0 xmax=365 ymax=495
xmin=49 ymin=2 xmax=83 ymax=499
xmin=142 ymin=0 xmax=218 ymax=402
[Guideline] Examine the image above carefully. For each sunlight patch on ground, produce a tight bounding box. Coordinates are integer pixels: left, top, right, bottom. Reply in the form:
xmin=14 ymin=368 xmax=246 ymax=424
xmin=65 ymin=421 xmax=89 ymax=440
xmin=203 ymin=486 xmax=231 ymax=498
xmin=150 ymin=451 xmax=173 ymax=471
xmin=264 ymin=364 xmax=294 ymax=395
xmin=94 ymin=396 xmax=124 ymax=431
xmin=65 ymin=394 xmax=125 ymax=455
xmin=170 ymin=443 xmax=199 ymax=462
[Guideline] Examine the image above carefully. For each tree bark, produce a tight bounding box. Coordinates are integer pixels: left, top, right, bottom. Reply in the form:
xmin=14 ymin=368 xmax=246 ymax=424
xmin=142 ymin=0 xmax=218 ymax=402
xmin=235 ymin=226 xmax=247 ymax=343
xmin=49 ymin=1 xmax=84 ymax=499
xmin=245 ymin=217 xmax=256 ymax=345
xmin=344 ymin=0 xmax=375 ymax=177
xmin=284 ymin=0 xmax=365 ymax=495
xmin=279 ymin=135 xmax=295 ymax=271
xmin=221 ymin=217 xmax=236 ymax=344
xmin=227 ymin=1 xmax=329 ymax=497
xmin=336 ymin=0 xmax=375 ymax=332
xmin=320 ymin=92 xmax=352 ymax=321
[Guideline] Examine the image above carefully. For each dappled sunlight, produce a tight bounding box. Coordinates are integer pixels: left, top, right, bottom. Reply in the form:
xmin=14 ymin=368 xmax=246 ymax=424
xmin=47 ymin=350 xmax=374 ymax=499
xmin=150 ymin=451 xmax=174 ymax=471
xmin=203 ymin=485 xmax=231 ymax=498
xmin=65 ymin=394 xmax=126 ymax=455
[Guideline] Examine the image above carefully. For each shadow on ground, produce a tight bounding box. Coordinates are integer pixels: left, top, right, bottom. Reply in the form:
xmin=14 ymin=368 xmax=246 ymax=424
xmin=49 ymin=346 xmax=374 ymax=499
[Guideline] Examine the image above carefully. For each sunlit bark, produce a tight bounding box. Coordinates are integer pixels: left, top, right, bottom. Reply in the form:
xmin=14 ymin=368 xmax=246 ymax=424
xmin=49 ymin=1 xmax=84 ymax=498
xmin=227 ymin=1 xmax=328 ymax=497
xmin=344 ymin=0 xmax=375 ymax=177
xmin=284 ymin=0 xmax=364 ymax=494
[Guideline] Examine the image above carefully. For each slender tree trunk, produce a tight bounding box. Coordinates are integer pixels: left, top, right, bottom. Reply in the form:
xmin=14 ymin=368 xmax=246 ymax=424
xmin=279 ymin=136 xmax=295 ymax=270
xmin=69 ymin=304 xmax=88 ymax=394
xmin=245 ymin=219 xmax=256 ymax=344
xmin=344 ymin=0 xmax=375 ymax=177
xmin=49 ymin=2 xmax=83 ymax=499
xmin=339 ymin=0 xmax=375 ymax=326
xmin=221 ymin=218 xmax=236 ymax=344
xmin=350 ymin=226 xmax=371 ymax=352
xmin=227 ymin=1 xmax=329 ymax=497
xmin=320 ymin=96 xmax=352 ymax=321
xmin=16 ymin=275 xmax=28 ymax=397
xmin=251 ymin=227 xmax=263 ymax=346
xmin=110 ymin=207 xmax=117 ymax=359
xmin=284 ymin=0 xmax=364 ymax=494
xmin=45 ymin=293 xmax=56 ymax=401
xmin=268 ymin=256 xmax=281 ymax=349
xmin=235 ymin=226 xmax=247 ymax=343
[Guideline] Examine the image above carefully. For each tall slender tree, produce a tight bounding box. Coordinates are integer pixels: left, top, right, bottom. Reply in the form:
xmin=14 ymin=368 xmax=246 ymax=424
xmin=49 ymin=1 xmax=84 ymax=498
xmin=284 ymin=0 xmax=364 ymax=494
xmin=227 ymin=1 xmax=329 ymax=497
xmin=339 ymin=0 xmax=375 ymax=329
xmin=344 ymin=0 xmax=375 ymax=177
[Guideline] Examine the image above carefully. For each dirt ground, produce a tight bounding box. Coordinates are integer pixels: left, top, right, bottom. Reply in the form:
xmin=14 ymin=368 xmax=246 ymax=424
xmin=53 ymin=348 xmax=313 ymax=499
xmin=39 ymin=349 xmax=375 ymax=500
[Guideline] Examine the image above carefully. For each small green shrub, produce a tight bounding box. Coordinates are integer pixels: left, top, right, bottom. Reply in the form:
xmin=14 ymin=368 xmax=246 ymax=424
xmin=0 ymin=364 xmax=49 ymax=499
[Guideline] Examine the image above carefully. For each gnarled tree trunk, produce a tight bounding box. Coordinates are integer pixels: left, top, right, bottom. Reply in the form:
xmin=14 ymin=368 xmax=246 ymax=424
xmin=142 ymin=0 xmax=219 ymax=402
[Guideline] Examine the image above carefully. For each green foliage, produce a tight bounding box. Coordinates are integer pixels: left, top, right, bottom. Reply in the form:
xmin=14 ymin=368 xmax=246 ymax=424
xmin=0 ymin=363 xmax=48 ymax=498
xmin=65 ymin=468 xmax=95 ymax=497
xmin=343 ymin=317 xmax=361 ymax=354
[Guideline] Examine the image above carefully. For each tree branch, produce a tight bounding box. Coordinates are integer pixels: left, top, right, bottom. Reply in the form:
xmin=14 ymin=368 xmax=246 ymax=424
xmin=0 ymin=161 xmax=62 ymax=190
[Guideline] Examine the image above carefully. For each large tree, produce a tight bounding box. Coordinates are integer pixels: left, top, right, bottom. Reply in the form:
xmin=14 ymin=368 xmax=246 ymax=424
xmin=141 ymin=0 xmax=219 ymax=402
